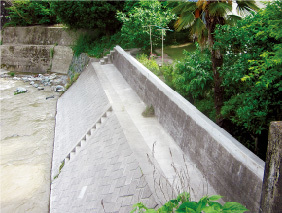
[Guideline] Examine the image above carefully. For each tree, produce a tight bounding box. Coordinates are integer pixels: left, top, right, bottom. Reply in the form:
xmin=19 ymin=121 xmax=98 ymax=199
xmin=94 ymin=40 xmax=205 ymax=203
xmin=214 ymin=0 xmax=282 ymax=156
xmin=51 ymin=1 xmax=124 ymax=35
xmin=5 ymin=0 xmax=56 ymax=26
xmin=117 ymin=0 xmax=175 ymax=50
xmin=173 ymin=0 xmax=259 ymax=126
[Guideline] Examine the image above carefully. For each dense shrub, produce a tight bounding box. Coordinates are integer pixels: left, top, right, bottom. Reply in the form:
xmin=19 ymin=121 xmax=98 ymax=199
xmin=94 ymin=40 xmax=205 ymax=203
xmin=51 ymin=1 xmax=124 ymax=34
xmin=5 ymin=0 xmax=56 ymax=26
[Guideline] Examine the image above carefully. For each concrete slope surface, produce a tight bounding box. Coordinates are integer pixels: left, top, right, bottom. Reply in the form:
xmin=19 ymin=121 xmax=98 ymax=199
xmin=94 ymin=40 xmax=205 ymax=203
xmin=50 ymin=62 xmax=217 ymax=212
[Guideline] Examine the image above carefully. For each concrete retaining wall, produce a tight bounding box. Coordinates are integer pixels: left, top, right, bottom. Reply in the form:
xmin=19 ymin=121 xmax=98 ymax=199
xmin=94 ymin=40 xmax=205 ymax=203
xmin=2 ymin=26 xmax=78 ymax=46
xmin=1 ymin=45 xmax=51 ymax=73
xmin=110 ymin=46 xmax=265 ymax=212
xmin=1 ymin=26 xmax=74 ymax=74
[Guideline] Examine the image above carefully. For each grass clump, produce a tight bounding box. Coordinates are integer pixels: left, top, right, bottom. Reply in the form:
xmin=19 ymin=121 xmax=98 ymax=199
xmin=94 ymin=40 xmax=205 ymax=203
xmin=136 ymin=54 xmax=160 ymax=76
xmin=65 ymin=73 xmax=80 ymax=90
xmin=9 ymin=72 xmax=15 ymax=77
xmin=142 ymin=105 xmax=155 ymax=117
xmin=53 ymin=160 xmax=65 ymax=180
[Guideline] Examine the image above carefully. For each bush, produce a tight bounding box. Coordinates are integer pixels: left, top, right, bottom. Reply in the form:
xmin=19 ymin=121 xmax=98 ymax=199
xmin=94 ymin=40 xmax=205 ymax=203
xmin=136 ymin=54 xmax=160 ymax=76
xmin=131 ymin=192 xmax=249 ymax=213
xmin=51 ymin=1 xmax=124 ymax=34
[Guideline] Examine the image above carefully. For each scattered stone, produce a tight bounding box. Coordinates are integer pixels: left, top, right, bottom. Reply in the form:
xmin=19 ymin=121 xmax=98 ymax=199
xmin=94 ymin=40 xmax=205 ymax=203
xmin=44 ymin=82 xmax=51 ymax=86
xmin=13 ymin=77 xmax=21 ymax=80
xmin=30 ymin=81 xmax=35 ymax=85
xmin=46 ymin=95 xmax=55 ymax=100
xmin=28 ymin=77 xmax=36 ymax=81
xmin=55 ymin=85 xmax=64 ymax=92
xmin=49 ymin=74 xmax=57 ymax=80
xmin=14 ymin=87 xmax=27 ymax=95
xmin=52 ymin=79 xmax=63 ymax=85
xmin=42 ymin=77 xmax=50 ymax=83
xmin=33 ymin=84 xmax=39 ymax=88
xmin=38 ymin=87 xmax=44 ymax=90
xmin=22 ymin=77 xmax=29 ymax=82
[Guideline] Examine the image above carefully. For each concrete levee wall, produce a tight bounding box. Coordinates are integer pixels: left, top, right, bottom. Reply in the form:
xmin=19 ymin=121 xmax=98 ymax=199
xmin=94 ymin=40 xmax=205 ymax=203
xmin=110 ymin=46 xmax=265 ymax=212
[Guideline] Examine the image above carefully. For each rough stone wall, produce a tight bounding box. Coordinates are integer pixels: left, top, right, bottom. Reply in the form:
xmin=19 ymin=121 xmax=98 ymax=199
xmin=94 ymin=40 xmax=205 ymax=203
xmin=110 ymin=46 xmax=265 ymax=212
xmin=67 ymin=53 xmax=90 ymax=79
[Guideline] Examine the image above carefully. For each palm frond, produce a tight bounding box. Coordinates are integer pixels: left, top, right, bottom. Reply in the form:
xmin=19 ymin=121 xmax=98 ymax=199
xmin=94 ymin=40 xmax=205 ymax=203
xmin=172 ymin=1 xmax=197 ymax=15
xmin=175 ymin=11 xmax=195 ymax=32
xmin=208 ymin=2 xmax=232 ymax=17
xmin=236 ymin=0 xmax=259 ymax=16
xmin=190 ymin=17 xmax=206 ymax=35
xmin=225 ymin=14 xmax=242 ymax=26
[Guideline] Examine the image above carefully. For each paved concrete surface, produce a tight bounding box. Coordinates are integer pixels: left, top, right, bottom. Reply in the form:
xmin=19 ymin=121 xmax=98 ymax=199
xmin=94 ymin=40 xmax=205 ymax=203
xmin=50 ymin=62 xmax=217 ymax=212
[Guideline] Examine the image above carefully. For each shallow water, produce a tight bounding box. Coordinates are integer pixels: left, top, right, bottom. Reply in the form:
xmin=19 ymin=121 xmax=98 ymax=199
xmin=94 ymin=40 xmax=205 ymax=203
xmin=0 ymin=76 xmax=60 ymax=213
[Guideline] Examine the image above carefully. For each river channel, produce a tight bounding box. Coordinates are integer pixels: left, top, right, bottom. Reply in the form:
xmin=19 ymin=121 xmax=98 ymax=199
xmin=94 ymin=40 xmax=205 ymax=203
xmin=0 ymin=70 xmax=61 ymax=212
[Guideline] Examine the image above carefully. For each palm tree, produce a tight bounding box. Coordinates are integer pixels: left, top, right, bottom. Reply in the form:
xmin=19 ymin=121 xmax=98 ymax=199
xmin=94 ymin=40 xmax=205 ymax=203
xmin=173 ymin=0 xmax=259 ymax=126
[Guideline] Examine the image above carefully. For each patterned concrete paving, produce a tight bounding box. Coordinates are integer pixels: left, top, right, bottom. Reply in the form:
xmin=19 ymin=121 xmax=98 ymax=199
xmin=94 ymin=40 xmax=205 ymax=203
xmin=50 ymin=63 xmax=159 ymax=213
xmin=50 ymin=61 xmax=217 ymax=213
xmin=50 ymin=113 xmax=158 ymax=213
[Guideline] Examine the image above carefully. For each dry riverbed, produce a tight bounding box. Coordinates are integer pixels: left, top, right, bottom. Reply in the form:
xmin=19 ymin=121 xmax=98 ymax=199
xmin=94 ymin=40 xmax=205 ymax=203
xmin=0 ymin=70 xmax=65 ymax=212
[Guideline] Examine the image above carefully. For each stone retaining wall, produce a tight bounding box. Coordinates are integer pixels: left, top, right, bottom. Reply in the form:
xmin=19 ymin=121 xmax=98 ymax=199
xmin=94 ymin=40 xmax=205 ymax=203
xmin=110 ymin=46 xmax=265 ymax=212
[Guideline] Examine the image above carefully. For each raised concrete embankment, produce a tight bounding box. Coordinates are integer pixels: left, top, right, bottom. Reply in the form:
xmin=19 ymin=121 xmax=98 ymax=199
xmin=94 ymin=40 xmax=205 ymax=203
xmin=1 ymin=26 xmax=74 ymax=74
xmin=109 ymin=46 xmax=265 ymax=212
xmin=50 ymin=63 xmax=159 ymax=212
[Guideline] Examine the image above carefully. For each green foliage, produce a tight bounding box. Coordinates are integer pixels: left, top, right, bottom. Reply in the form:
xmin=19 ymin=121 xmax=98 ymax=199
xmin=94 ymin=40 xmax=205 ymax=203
xmin=172 ymin=45 xmax=213 ymax=101
xmin=51 ymin=1 xmax=124 ymax=33
xmin=53 ymin=160 xmax=65 ymax=180
xmin=65 ymin=73 xmax=80 ymax=90
xmin=142 ymin=105 xmax=155 ymax=118
xmin=136 ymin=54 xmax=160 ymax=76
xmin=6 ymin=0 xmax=56 ymax=26
xmin=214 ymin=1 xmax=282 ymax=147
xmin=131 ymin=192 xmax=248 ymax=213
xmin=72 ymin=31 xmax=123 ymax=58
xmin=9 ymin=72 xmax=15 ymax=77
xmin=117 ymin=0 xmax=175 ymax=50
